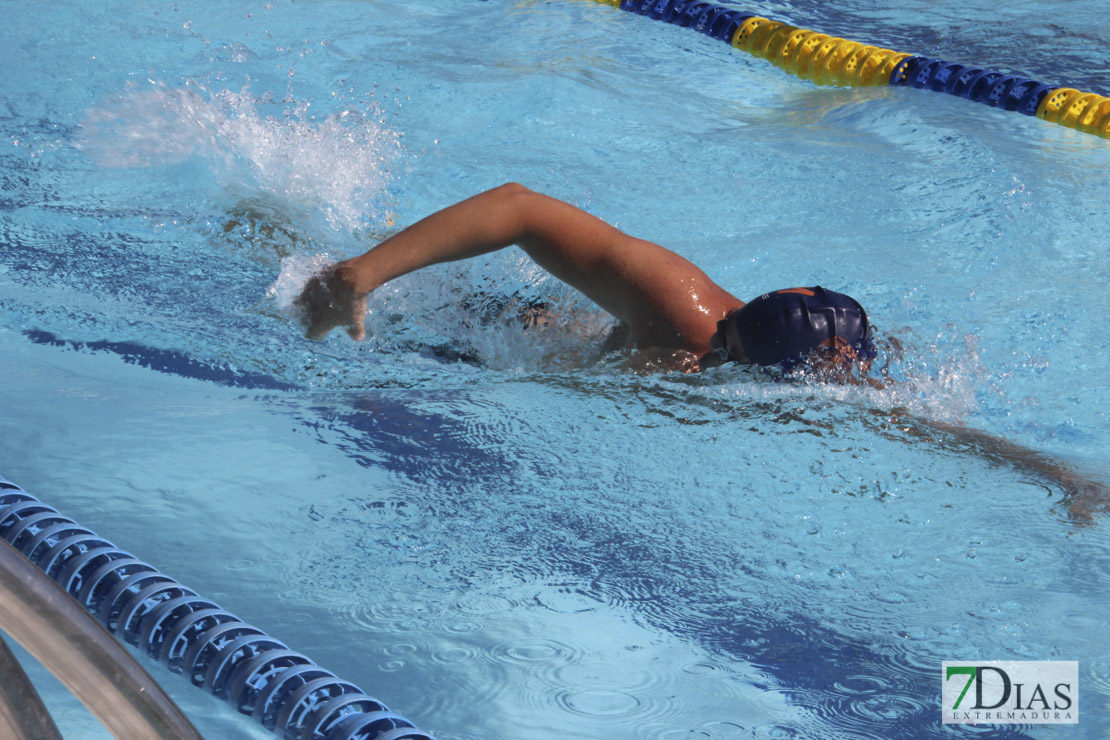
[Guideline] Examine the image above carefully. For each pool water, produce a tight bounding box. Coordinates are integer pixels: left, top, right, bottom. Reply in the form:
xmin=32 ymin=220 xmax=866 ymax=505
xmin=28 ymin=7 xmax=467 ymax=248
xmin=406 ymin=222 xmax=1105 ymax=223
xmin=2 ymin=0 xmax=1109 ymax=738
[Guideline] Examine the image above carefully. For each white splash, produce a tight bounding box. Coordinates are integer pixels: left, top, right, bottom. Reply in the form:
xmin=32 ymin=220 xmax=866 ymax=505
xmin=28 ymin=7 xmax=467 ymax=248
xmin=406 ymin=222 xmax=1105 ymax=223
xmin=78 ymin=80 xmax=400 ymax=232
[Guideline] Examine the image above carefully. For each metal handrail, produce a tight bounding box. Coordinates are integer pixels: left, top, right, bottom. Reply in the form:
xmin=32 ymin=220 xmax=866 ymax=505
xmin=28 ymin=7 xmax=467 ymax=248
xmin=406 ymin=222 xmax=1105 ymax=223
xmin=0 ymin=538 xmax=203 ymax=740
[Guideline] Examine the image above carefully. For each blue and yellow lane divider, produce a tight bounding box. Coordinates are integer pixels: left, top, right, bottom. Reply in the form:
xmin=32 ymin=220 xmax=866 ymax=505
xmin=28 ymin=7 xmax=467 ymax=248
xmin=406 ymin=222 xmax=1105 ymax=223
xmin=588 ymin=0 xmax=1110 ymax=139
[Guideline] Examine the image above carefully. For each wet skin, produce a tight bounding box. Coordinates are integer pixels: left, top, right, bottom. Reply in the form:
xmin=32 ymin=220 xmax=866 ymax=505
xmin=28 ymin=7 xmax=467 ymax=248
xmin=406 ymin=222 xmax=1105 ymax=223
xmin=295 ymin=183 xmax=746 ymax=371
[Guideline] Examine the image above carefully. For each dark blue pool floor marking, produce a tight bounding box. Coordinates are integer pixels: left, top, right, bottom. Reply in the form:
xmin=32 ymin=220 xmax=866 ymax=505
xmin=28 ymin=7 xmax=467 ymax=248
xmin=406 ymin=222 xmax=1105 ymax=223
xmin=304 ymin=394 xmax=1038 ymax=739
xmin=23 ymin=329 xmax=298 ymax=391
xmin=301 ymin=393 xmax=517 ymax=487
xmin=20 ymin=328 xmax=512 ymax=487
xmin=547 ymin=506 xmax=1038 ymax=740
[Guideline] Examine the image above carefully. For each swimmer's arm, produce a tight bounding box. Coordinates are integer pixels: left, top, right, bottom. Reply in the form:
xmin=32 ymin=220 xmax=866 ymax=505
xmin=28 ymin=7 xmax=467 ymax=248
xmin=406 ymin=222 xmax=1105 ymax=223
xmin=296 ymin=182 xmax=734 ymax=343
xmin=296 ymin=182 xmax=615 ymax=339
xmin=887 ymin=413 xmax=1109 ymax=528
xmin=337 ymin=183 xmax=623 ymax=294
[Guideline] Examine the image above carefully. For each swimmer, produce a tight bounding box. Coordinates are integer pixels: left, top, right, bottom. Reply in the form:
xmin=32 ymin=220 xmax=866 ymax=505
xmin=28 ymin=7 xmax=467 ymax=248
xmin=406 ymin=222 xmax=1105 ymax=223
xmin=295 ymin=183 xmax=874 ymax=374
xmin=292 ymin=184 xmax=1110 ymax=521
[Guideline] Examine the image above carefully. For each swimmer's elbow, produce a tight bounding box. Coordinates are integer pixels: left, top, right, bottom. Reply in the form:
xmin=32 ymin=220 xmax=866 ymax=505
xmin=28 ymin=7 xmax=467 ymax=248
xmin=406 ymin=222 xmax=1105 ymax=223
xmin=488 ymin=182 xmax=549 ymax=241
xmin=494 ymin=182 xmax=532 ymax=196
xmin=486 ymin=183 xmax=538 ymax=225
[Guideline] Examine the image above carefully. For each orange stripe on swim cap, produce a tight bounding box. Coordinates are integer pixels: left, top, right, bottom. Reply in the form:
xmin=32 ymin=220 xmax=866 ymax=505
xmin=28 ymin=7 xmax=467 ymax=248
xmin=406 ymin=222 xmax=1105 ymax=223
xmin=777 ymin=287 xmax=816 ymax=297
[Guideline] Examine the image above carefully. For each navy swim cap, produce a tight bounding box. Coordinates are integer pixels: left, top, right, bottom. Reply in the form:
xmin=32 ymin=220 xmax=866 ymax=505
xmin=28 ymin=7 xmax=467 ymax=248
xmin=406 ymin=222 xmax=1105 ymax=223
xmin=729 ymin=286 xmax=875 ymax=370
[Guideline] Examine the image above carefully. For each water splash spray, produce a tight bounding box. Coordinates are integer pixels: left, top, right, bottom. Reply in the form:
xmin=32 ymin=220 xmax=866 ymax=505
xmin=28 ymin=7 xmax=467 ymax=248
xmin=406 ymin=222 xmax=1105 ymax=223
xmin=78 ymin=79 xmax=400 ymax=233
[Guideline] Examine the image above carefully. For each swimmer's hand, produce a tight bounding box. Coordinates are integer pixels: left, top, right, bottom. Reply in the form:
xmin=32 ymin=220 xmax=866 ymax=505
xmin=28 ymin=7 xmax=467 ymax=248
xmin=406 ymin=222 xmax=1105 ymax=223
xmin=293 ymin=263 xmax=369 ymax=341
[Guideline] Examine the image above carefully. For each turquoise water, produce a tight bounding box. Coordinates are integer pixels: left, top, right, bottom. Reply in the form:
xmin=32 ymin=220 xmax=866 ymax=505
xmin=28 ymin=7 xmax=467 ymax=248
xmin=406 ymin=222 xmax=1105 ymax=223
xmin=2 ymin=0 xmax=1109 ymax=738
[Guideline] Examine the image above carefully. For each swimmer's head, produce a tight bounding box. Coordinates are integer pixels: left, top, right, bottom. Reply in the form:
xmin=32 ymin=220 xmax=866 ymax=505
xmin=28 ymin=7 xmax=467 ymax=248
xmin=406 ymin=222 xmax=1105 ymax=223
xmin=712 ymin=286 xmax=875 ymax=372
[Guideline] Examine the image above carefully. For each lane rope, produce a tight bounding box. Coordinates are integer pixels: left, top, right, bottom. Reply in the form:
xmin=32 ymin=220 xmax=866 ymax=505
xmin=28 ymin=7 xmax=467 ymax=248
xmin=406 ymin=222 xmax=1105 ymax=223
xmin=0 ymin=474 xmax=434 ymax=740
xmin=590 ymin=0 xmax=1110 ymax=139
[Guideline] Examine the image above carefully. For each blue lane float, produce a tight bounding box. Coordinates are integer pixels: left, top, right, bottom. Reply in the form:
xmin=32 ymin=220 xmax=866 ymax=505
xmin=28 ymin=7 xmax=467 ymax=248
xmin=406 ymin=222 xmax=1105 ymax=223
xmin=0 ymin=474 xmax=434 ymax=740
xmin=588 ymin=0 xmax=1110 ymax=139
